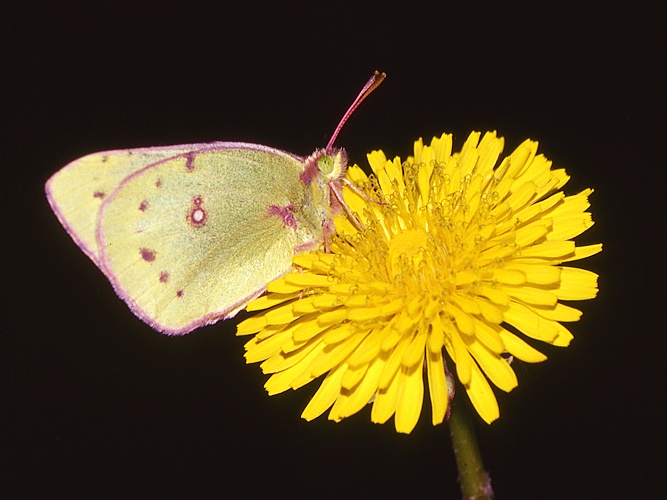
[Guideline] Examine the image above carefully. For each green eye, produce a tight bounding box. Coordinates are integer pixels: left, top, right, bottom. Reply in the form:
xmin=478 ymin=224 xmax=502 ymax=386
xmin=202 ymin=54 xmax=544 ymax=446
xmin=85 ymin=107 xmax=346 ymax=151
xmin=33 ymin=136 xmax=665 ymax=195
xmin=317 ymin=156 xmax=334 ymax=175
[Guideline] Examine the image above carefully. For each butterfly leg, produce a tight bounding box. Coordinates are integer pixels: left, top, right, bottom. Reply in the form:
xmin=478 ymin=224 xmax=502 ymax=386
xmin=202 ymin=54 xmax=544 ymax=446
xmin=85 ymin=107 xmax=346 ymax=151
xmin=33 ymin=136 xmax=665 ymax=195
xmin=330 ymin=181 xmax=366 ymax=230
xmin=341 ymin=177 xmax=387 ymax=206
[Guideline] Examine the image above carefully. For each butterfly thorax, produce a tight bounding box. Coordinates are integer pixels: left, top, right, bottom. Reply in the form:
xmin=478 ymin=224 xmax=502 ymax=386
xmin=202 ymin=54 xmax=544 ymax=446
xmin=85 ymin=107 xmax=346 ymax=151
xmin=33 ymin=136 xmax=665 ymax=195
xmin=294 ymin=147 xmax=348 ymax=249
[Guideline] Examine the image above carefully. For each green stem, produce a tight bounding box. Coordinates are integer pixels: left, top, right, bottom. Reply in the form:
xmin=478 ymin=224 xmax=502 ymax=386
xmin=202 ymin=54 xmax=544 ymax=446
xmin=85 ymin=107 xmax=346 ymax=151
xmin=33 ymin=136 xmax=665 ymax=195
xmin=449 ymin=394 xmax=494 ymax=499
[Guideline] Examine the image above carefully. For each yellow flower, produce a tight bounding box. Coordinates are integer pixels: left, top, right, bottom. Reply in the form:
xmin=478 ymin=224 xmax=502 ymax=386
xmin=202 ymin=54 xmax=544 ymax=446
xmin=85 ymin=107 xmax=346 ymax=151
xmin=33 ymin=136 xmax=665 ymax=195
xmin=237 ymin=131 xmax=602 ymax=434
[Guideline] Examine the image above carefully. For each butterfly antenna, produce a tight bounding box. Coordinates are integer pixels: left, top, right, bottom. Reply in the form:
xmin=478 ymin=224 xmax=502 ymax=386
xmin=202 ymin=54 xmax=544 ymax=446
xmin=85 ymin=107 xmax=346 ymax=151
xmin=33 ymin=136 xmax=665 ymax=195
xmin=326 ymin=71 xmax=386 ymax=150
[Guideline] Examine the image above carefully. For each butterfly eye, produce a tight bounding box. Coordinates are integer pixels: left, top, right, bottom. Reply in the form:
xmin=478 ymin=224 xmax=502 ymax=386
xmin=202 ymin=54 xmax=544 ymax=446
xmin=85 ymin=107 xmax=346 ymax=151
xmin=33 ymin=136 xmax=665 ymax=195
xmin=317 ymin=155 xmax=334 ymax=176
xmin=314 ymin=150 xmax=347 ymax=181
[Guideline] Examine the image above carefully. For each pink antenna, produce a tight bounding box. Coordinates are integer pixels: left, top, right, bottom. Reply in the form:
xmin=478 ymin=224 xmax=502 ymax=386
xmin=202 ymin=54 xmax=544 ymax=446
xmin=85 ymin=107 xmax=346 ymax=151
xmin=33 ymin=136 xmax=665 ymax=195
xmin=326 ymin=71 xmax=386 ymax=150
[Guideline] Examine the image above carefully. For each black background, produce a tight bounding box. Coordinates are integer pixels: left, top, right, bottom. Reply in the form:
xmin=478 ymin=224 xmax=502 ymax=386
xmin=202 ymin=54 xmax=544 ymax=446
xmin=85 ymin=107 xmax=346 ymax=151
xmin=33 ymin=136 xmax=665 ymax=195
xmin=4 ymin=1 xmax=663 ymax=498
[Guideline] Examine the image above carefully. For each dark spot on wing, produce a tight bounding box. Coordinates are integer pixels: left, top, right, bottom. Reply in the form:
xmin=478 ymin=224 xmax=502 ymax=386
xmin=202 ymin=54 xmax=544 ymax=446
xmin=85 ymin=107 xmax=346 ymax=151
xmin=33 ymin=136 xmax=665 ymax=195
xmin=268 ymin=204 xmax=298 ymax=230
xmin=185 ymin=154 xmax=195 ymax=172
xmin=140 ymin=248 xmax=156 ymax=262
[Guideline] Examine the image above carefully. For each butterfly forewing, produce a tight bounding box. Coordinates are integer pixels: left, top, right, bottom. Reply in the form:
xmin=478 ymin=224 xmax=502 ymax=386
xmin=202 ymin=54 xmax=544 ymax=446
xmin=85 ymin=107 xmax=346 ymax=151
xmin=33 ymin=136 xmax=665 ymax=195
xmin=97 ymin=145 xmax=319 ymax=334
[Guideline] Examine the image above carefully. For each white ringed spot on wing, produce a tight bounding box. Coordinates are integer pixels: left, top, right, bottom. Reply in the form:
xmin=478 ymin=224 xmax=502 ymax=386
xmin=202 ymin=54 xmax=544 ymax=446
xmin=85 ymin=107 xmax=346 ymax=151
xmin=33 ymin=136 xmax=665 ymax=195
xmin=188 ymin=196 xmax=207 ymax=228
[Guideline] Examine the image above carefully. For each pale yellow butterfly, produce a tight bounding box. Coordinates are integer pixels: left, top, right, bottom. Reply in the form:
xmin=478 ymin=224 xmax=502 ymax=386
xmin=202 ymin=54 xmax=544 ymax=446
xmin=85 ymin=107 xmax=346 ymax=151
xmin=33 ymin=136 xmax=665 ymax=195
xmin=46 ymin=72 xmax=385 ymax=335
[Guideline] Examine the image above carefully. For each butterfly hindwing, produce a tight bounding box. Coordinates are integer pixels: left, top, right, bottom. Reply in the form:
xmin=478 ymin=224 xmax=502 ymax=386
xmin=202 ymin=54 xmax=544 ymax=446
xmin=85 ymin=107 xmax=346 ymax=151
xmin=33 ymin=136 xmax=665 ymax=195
xmin=46 ymin=143 xmax=227 ymax=264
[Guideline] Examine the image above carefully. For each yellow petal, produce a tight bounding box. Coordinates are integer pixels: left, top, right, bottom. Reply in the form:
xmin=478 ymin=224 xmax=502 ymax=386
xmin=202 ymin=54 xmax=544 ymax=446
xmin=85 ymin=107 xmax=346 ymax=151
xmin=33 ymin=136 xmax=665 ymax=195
xmin=464 ymin=362 xmax=500 ymax=424
xmin=340 ymin=363 xmax=368 ymax=391
xmin=267 ymin=278 xmax=304 ymax=294
xmin=445 ymin=303 xmax=476 ymax=336
xmin=497 ymin=329 xmax=547 ymax=363
xmin=491 ymin=268 xmax=527 ymax=285
xmin=245 ymin=293 xmax=295 ymax=312
xmin=347 ymin=326 xmax=385 ymax=369
xmin=291 ymin=317 xmax=327 ymax=342
xmin=467 ymin=340 xmax=518 ymax=393
xmin=316 ymin=308 xmax=348 ymax=327
xmin=402 ymin=329 xmax=428 ymax=369
xmin=519 ymin=240 xmax=575 ymax=259
xmin=284 ymin=273 xmax=333 ymax=288
xmin=371 ymin=366 xmax=401 ymax=425
xmin=478 ymin=298 xmax=505 ymax=324
xmin=331 ymin=356 xmax=384 ymax=420
xmin=301 ymin=363 xmax=347 ymax=421
xmin=428 ymin=313 xmax=446 ymax=353
xmin=503 ymin=263 xmax=562 ymax=285
xmin=533 ymin=302 xmax=582 ymax=322
xmin=473 ymin=320 xmax=505 ymax=354
xmin=432 ymin=133 xmax=453 ymax=164
xmin=236 ymin=314 xmax=267 ymax=335
xmin=347 ymin=305 xmax=385 ymax=321
xmin=552 ymin=322 xmax=574 ymax=347
xmin=556 ymin=267 xmax=600 ymax=300
xmin=264 ymin=343 xmax=323 ymax=395
xmin=547 ymin=213 xmax=594 ymax=241
xmin=378 ymin=337 xmax=410 ymax=390
xmin=322 ymin=322 xmax=356 ymax=344
xmin=308 ymin=330 xmax=367 ymax=379
xmin=261 ymin=335 xmax=323 ymax=374
xmin=264 ymin=304 xmax=301 ymax=326
xmin=427 ymin=350 xmax=448 ymax=425
xmin=504 ymin=301 xmax=559 ymax=343
xmin=244 ymin=327 xmax=293 ymax=364
xmin=502 ymin=284 xmax=558 ymax=307
xmin=449 ymin=330 xmax=473 ymax=385
xmin=478 ymin=286 xmax=511 ymax=306
xmin=564 ymin=243 xmax=602 ymax=262
xmin=395 ymin=364 xmax=424 ymax=434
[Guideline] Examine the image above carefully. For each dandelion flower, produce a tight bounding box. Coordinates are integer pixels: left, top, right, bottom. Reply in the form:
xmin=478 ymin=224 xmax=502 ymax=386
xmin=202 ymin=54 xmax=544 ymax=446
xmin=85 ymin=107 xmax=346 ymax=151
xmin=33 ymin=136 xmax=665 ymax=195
xmin=237 ymin=131 xmax=601 ymax=434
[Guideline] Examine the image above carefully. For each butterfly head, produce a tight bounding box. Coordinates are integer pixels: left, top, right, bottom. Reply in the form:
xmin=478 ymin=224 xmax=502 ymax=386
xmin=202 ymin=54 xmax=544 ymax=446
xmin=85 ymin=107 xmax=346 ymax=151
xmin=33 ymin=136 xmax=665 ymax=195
xmin=301 ymin=147 xmax=348 ymax=186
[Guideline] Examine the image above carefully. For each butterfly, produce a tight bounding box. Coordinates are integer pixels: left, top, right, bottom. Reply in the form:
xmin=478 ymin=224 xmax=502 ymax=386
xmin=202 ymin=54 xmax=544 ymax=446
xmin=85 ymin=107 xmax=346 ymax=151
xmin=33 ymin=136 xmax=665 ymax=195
xmin=46 ymin=72 xmax=385 ymax=335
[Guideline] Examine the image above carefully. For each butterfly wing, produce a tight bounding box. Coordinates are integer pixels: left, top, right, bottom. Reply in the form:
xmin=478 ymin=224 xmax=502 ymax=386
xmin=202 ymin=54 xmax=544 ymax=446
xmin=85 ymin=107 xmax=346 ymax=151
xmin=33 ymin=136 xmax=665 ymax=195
xmin=46 ymin=143 xmax=227 ymax=265
xmin=96 ymin=143 xmax=320 ymax=334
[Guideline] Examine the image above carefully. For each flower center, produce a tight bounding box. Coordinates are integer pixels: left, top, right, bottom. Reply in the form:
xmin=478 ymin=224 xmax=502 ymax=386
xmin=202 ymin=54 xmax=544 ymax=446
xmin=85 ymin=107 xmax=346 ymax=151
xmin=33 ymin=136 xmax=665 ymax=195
xmin=387 ymin=228 xmax=428 ymax=277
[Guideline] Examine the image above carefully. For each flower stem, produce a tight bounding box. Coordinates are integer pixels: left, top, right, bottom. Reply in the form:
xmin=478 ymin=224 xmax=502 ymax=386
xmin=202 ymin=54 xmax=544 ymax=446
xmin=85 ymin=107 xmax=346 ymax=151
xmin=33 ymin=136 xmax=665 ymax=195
xmin=449 ymin=394 xmax=494 ymax=499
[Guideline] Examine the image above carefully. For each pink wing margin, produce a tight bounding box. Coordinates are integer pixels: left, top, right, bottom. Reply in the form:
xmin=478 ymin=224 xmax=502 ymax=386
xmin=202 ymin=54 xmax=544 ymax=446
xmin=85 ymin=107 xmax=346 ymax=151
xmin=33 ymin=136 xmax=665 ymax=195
xmin=46 ymin=141 xmax=305 ymax=335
